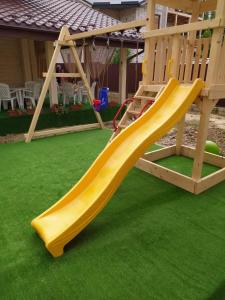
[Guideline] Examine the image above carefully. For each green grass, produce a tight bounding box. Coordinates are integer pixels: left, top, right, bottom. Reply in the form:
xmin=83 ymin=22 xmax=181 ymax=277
xmin=1 ymin=129 xmax=225 ymax=300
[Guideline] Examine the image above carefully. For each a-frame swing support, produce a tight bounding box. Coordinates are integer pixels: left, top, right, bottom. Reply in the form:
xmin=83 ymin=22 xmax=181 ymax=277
xmin=25 ymin=27 xmax=104 ymax=143
xmin=25 ymin=19 xmax=148 ymax=143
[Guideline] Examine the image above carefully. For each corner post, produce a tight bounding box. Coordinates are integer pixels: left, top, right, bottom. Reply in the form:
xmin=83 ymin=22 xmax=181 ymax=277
xmin=119 ymin=47 xmax=127 ymax=102
xmin=143 ymin=0 xmax=156 ymax=85
xmin=176 ymin=0 xmax=201 ymax=155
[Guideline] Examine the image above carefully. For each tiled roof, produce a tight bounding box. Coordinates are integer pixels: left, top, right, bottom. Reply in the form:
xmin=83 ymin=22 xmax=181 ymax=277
xmin=0 ymin=0 xmax=139 ymax=39
xmin=87 ymin=0 xmax=145 ymax=7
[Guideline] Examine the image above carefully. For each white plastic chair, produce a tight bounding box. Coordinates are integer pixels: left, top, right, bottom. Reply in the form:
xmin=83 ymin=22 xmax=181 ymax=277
xmin=62 ymin=82 xmax=78 ymax=105
xmin=79 ymin=81 xmax=97 ymax=103
xmin=25 ymin=81 xmax=36 ymax=92
xmin=23 ymin=82 xmax=42 ymax=108
xmin=0 ymin=83 xmax=19 ymax=111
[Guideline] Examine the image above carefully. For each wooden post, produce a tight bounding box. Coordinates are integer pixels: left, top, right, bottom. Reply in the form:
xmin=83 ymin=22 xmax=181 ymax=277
xmin=143 ymin=0 xmax=156 ymax=85
xmin=45 ymin=41 xmax=58 ymax=106
xmin=206 ymin=0 xmax=225 ymax=86
xmin=119 ymin=47 xmax=127 ymax=102
xmin=176 ymin=1 xmax=201 ymax=155
xmin=28 ymin=40 xmax=38 ymax=80
xmin=20 ymin=39 xmax=32 ymax=82
xmin=192 ymin=99 xmax=215 ymax=180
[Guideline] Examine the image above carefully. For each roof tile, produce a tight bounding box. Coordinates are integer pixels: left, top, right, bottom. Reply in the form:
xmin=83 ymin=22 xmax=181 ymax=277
xmin=0 ymin=0 xmax=139 ymax=39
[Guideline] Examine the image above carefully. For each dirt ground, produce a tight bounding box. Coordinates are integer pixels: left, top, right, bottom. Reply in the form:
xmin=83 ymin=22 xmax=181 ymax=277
xmin=159 ymin=112 xmax=225 ymax=153
xmin=1 ymin=112 xmax=225 ymax=153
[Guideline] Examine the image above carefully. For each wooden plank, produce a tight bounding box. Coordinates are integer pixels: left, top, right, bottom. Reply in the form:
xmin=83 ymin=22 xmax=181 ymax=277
xmin=170 ymin=34 xmax=181 ymax=79
xmin=208 ymin=84 xmax=225 ymax=99
xmin=154 ymin=38 xmax=162 ymax=83
xmin=25 ymin=27 xmax=68 ymax=143
xmin=142 ymin=145 xmax=176 ymax=161
xmin=20 ymin=39 xmax=32 ymax=82
xmin=28 ymin=40 xmax=38 ymax=80
xmin=43 ymin=72 xmax=81 ymax=78
xmin=181 ymin=145 xmax=225 ymax=168
xmin=24 ymin=124 xmax=101 ymax=140
xmin=199 ymin=0 xmax=217 ymax=13
xmin=135 ymin=158 xmax=195 ymax=193
xmin=66 ymin=19 xmax=147 ymax=41
xmin=142 ymin=0 xmax=156 ymax=85
xmin=199 ymin=38 xmax=210 ymax=80
xmin=179 ymin=37 xmax=187 ymax=82
xmin=195 ymin=167 xmax=225 ymax=194
xmin=192 ymin=99 xmax=215 ymax=180
xmin=165 ymin=36 xmax=173 ymax=82
xmin=139 ymin=84 xmax=165 ymax=93
xmin=206 ymin=0 xmax=225 ymax=87
xmin=143 ymin=18 xmax=223 ymax=39
xmin=156 ymin=0 xmax=193 ymax=12
xmin=192 ymin=38 xmax=202 ymax=80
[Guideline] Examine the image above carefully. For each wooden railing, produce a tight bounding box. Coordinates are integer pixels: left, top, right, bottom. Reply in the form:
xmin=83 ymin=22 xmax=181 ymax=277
xmin=149 ymin=36 xmax=212 ymax=84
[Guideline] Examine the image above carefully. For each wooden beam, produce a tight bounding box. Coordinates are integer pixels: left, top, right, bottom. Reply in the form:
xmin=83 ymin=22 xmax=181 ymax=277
xmin=199 ymin=0 xmax=217 ymax=13
xmin=192 ymin=99 xmax=215 ymax=180
xmin=142 ymin=0 xmax=156 ymax=85
xmin=66 ymin=19 xmax=147 ymax=41
xmin=143 ymin=18 xmax=224 ymax=38
xmin=136 ymin=158 xmax=195 ymax=193
xmin=20 ymin=39 xmax=32 ymax=82
xmin=119 ymin=48 xmax=127 ymax=102
xmin=28 ymin=40 xmax=38 ymax=80
xmin=206 ymin=1 xmax=225 ymax=87
xmin=176 ymin=1 xmax=200 ymax=155
xmin=43 ymin=72 xmax=81 ymax=78
xmin=143 ymin=145 xmax=176 ymax=161
xmin=195 ymin=167 xmax=225 ymax=194
xmin=155 ymin=0 xmax=193 ymax=12
xmin=207 ymin=84 xmax=225 ymax=99
xmin=24 ymin=123 xmax=101 ymax=140
xmin=181 ymin=145 xmax=225 ymax=168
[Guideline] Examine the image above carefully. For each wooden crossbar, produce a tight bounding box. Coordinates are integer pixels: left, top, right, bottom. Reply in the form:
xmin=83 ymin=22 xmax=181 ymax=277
xmin=65 ymin=19 xmax=147 ymax=41
xmin=24 ymin=124 xmax=101 ymax=140
xmin=43 ymin=72 xmax=81 ymax=78
xmin=143 ymin=18 xmax=225 ymax=39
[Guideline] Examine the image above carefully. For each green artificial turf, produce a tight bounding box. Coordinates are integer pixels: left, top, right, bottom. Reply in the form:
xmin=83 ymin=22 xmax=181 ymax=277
xmin=0 ymin=129 xmax=225 ymax=300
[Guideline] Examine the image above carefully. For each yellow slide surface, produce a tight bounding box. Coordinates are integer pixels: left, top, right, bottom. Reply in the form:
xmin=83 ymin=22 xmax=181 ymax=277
xmin=32 ymin=78 xmax=204 ymax=257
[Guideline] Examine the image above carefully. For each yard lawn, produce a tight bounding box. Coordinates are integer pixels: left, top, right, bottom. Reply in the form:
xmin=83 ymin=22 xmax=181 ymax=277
xmin=0 ymin=129 xmax=225 ymax=300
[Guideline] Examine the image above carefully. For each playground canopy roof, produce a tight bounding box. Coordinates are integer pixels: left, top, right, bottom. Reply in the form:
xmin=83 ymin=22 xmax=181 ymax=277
xmin=0 ymin=0 xmax=140 ymax=44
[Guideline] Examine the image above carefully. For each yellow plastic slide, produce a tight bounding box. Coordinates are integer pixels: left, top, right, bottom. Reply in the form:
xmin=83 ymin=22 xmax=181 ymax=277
xmin=31 ymin=78 xmax=204 ymax=257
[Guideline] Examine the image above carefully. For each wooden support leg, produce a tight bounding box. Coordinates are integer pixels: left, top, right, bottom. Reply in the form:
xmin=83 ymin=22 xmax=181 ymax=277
xmin=25 ymin=27 xmax=68 ymax=143
xmin=192 ymin=98 xmax=215 ymax=181
xmin=176 ymin=116 xmax=185 ymax=155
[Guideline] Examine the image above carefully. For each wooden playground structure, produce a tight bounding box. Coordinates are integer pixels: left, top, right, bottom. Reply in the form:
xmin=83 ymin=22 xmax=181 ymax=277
xmin=26 ymin=0 xmax=225 ymax=194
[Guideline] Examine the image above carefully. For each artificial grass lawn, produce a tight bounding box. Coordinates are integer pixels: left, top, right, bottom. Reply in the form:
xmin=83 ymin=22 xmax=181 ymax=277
xmin=0 ymin=129 xmax=225 ymax=300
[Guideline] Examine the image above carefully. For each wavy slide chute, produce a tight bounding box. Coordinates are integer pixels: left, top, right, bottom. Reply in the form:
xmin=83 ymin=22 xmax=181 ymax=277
xmin=31 ymin=78 xmax=204 ymax=257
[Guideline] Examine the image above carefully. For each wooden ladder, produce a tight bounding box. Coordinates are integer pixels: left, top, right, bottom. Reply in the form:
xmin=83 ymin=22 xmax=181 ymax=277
xmin=110 ymin=85 xmax=164 ymax=141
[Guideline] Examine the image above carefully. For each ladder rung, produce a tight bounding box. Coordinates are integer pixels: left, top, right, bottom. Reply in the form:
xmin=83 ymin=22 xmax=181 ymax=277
xmin=134 ymin=96 xmax=155 ymax=100
xmin=119 ymin=124 xmax=126 ymax=129
xmin=127 ymin=110 xmax=140 ymax=115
